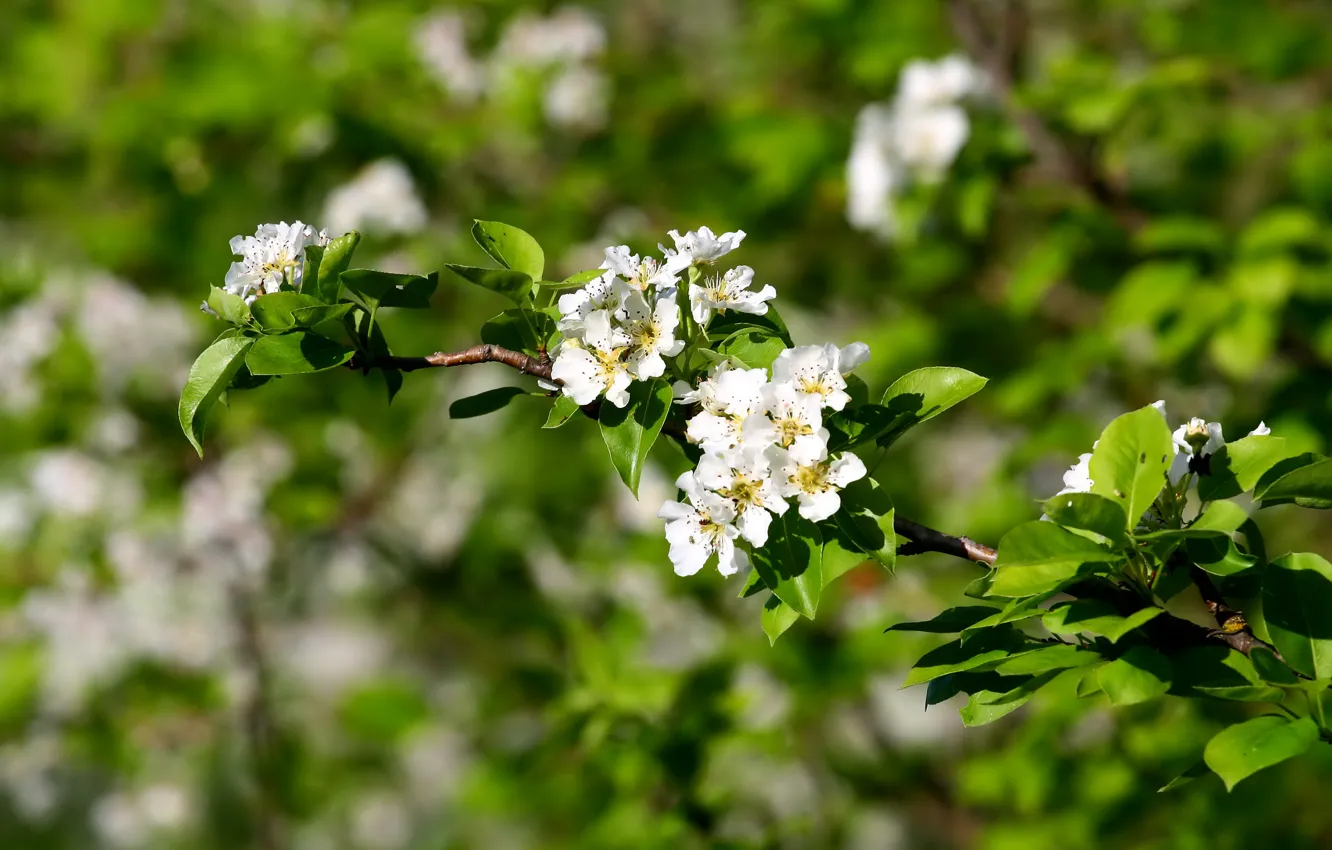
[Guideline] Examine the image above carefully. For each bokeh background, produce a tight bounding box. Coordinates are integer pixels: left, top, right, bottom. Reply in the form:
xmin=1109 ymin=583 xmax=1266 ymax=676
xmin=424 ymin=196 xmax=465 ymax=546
xmin=5 ymin=0 xmax=1332 ymax=847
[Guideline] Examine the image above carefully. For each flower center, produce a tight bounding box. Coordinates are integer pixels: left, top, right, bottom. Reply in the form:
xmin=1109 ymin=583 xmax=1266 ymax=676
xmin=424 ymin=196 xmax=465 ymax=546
xmin=792 ymin=463 xmax=829 ymax=494
xmin=774 ymin=416 xmax=811 ymax=448
xmin=720 ymin=475 xmax=763 ymax=508
xmin=797 ymin=376 xmax=830 ymax=397
xmin=629 ymin=322 xmax=659 ymax=351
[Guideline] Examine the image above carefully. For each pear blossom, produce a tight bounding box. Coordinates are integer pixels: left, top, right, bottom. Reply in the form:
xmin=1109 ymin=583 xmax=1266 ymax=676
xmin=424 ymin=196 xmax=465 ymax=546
xmin=897 ymin=55 xmax=984 ymax=109
xmin=892 ymin=104 xmax=970 ymax=178
xmin=682 ymin=366 xmax=769 ymax=452
xmin=224 ymin=221 xmax=329 ymax=302
xmin=1250 ymin=422 xmax=1271 ymax=436
xmin=550 ymin=310 xmax=632 ymax=407
xmin=619 ymin=290 xmax=684 ymax=379
xmin=688 ymin=266 xmax=777 ymax=325
xmin=660 ymin=227 xmax=746 ymax=268
xmin=770 ymin=343 xmax=870 ymax=412
xmin=769 ymin=441 xmax=867 ymax=522
xmin=658 ymin=472 xmax=748 ymax=577
xmin=846 ymin=104 xmax=901 ymax=237
xmin=694 ymin=448 xmax=787 ymax=547
xmin=1056 ymin=452 xmax=1094 ymax=496
xmin=555 ymin=271 xmax=621 ymax=338
xmin=741 ymin=381 xmax=828 ymax=455
xmin=600 ymin=245 xmax=681 ymax=292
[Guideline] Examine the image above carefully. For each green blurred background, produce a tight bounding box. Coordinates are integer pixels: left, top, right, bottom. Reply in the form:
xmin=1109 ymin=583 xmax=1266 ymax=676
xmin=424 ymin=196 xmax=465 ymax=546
xmin=4 ymin=0 xmax=1332 ymax=847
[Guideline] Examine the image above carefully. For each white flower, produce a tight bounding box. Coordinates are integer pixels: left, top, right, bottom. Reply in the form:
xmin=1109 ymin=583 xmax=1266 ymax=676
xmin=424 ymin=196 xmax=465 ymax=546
xmin=1250 ymin=422 xmax=1271 ymax=437
xmin=688 ymin=265 xmax=777 ymax=325
xmin=224 ymin=221 xmax=329 ymax=302
xmin=891 ymin=104 xmax=970 ymax=177
xmin=658 ymin=472 xmax=747 ymax=577
xmin=660 ymin=227 xmax=746 ymax=268
xmin=769 ymin=441 xmax=867 ymax=522
xmin=619 ymin=290 xmax=684 ymax=379
xmin=1174 ymin=417 xmax=1226 ymax=457
xmin=413 ymin=11 xmax=487 ymax=102
xmin=550 ymin=310 xmax=632 ymax=407
xmin=846 ymin=103 xmax=901 ymax=236
xmin=544 ymin=65 xmax=609 ymax=131
xmin=683 ymin=366 xmax=769 ymax=452
xmin=323 ymin=159 xmax=428 ymax=236
xmin=770 ymin=343 xmax=869 ymax=412
xmin=897 ymin=55 xmax=984 ymax=109
xmin=741 ymin=381 xmax=828 ymax=455
xmin=601 ymin=245 xmax=680 ymax=292
xmin=556 ymin=271 xmax=622 ymax=339
xmin=694 ymin=448 xmax=788 ymax=546
xmin=1056 ymin=452 xmax=1094 ymax=495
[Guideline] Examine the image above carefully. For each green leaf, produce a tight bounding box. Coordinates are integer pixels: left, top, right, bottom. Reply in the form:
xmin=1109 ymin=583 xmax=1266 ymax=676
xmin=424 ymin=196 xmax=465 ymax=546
xmin=250 ymin=292 xmax=324 ymax=330
xmin=706 ymin=307 xmax=793 ymax=346
xmin=599 ymin=378 xmax=672 ymax=496
xmin=340 ymin=269 xmax=438 ymax=312
xmin=1199 ymin=436 xmax=1299 ymax=501
xmin=178 ymin=335 xmax=255 ymax=456
xmin=717 ymin=328 xmax=786 ymax=369
xmin=317 ymin=231 xmax=360 ymax=303
xmin=1263 ymin=552 xmax=1332 ymax=678
xmin=543 ymin=395 xmax=581 ymax=429
xmin=1192 ymin=500 xmax=1251 ymax=534
xmin=472 ymin=220 xmax=545 ymax=281
xmin=992 ymin=645 xmax=1101 ymax=676
xmin=1250 ymin=647 xmax=1301 ymax=685
xmin=1203 ymin=715 xmax=1319 ymax=791
xmin=1088 ymin=406 xmax=1175 ymax=529
xmin=1169 ymin=646 xmax=1285 ymax=703
xmin=1040 ymin=492 xmax=1129 ymax=544
xmin=245 ymin=331 xmax=356 ymax=375
xmin=962 ymin=594 xmax=1057 ymax=634
xmin=1256 ymin=456 xmax=1332 ymax=509
xmin=832 ymin=478 xmax=895 ymax=570
xmin=876 ymin=367 xmax=988 ymax=448
xmin=557 ymin=269 xmax=606 ymax=287
xmin=903 ymin=630 xmax=1034 ymax=687
xmin=1042 ymin=600 xmax=1164 ymax=643
xmin=1097 ymin=646 xmax=1172 ymax=706
xmin=987 ymin=521 xmax=1120 ymax=598
xmin=481 ymin=308 xmax=557 ymax=359
xmin=290 ymin=303 xmax=354 ymax=329
xmin=1159 ymin=760 xmax=1212 ymax=793
xmin=761 ymin=594 xmax=801 ymax=645
xmin=448 ymin=387 xmax=528 ymax=420
xmin=1185 ymin=535 xmax=1257 ymax=578
xmin=444 ymin=264 xmax=533 ymax=305
xmin=959 ymin=671 xmax=1064 ymax=726
xmin=752 ymin=514 xmax=823 ymax=619
xmin=886 ymin=606 xmax=1001 ymax=634
xmin=821 ymin=533 xmax=866 ymax=587
xmin=206 ymin=286 xmax=252 ymax=325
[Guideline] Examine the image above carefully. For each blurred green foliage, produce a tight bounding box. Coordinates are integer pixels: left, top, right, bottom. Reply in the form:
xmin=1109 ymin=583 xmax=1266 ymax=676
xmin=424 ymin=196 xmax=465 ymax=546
xmin=5 ymin=0 xmax=1332 ymax=848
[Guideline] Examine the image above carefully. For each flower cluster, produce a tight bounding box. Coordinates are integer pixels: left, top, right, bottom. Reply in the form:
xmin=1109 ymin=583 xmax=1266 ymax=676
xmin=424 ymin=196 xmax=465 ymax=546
xmin=846 ymin=55 xmax=986 ymax=237
xmin=551 ymin=227 xmax=774 ymax=407
xmin=1053 ymin=401 xmax=1271 ymax=499
xmin=658 ymin=343 xmax=871 ymax=578
xmin=222 ymin=221 xmax=329 ymax=303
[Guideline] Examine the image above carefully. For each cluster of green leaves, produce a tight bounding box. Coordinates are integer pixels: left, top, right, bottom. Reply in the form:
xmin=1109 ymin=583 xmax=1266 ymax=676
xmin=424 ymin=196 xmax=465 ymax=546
xmin=891 ymin=404 xmax=1332 ymax=789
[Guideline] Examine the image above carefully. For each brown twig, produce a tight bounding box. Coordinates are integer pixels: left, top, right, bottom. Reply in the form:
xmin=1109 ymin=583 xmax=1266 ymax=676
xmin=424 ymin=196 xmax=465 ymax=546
xmin=895 ymin=515 xmax=998 ymax=565
xmin=352 ymin=344 xmax=553 ymax=379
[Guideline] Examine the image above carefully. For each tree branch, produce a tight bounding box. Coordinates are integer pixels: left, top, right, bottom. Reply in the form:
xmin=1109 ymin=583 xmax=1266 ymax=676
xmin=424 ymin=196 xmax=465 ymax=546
xmin=352 ymin=344 xmax=553 ymax=379
xmin=895 ymin=515 xmax=998 ymax=564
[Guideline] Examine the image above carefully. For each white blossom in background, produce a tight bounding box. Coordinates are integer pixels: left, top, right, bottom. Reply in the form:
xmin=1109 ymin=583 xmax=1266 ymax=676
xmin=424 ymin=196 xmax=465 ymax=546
xmin=224 ymin=221 xmax=329 ymax=302
xmin=413 ymin=11 xmax=487 ymax=102
xmin=543 ymin=65 xmax=609 ymax=131
xmin=846 ymin=104 xmax=900 ymax=236
xmin=846 ymin=54 xmax=986 ymax=238
xmin=92 ymin=784 xmax=191 ymax=848
xmin=0 ymin=296 xmax=62 ymax=411
xmin=350 ymin=792 xmax=413 ymax=850
xmin=323 ymin=159 xmax=428 ymax=237
xmin=492 ymin=6 xmax=605 ymax=68
xmin=76 ymin=273 xmax=197 ymax=393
